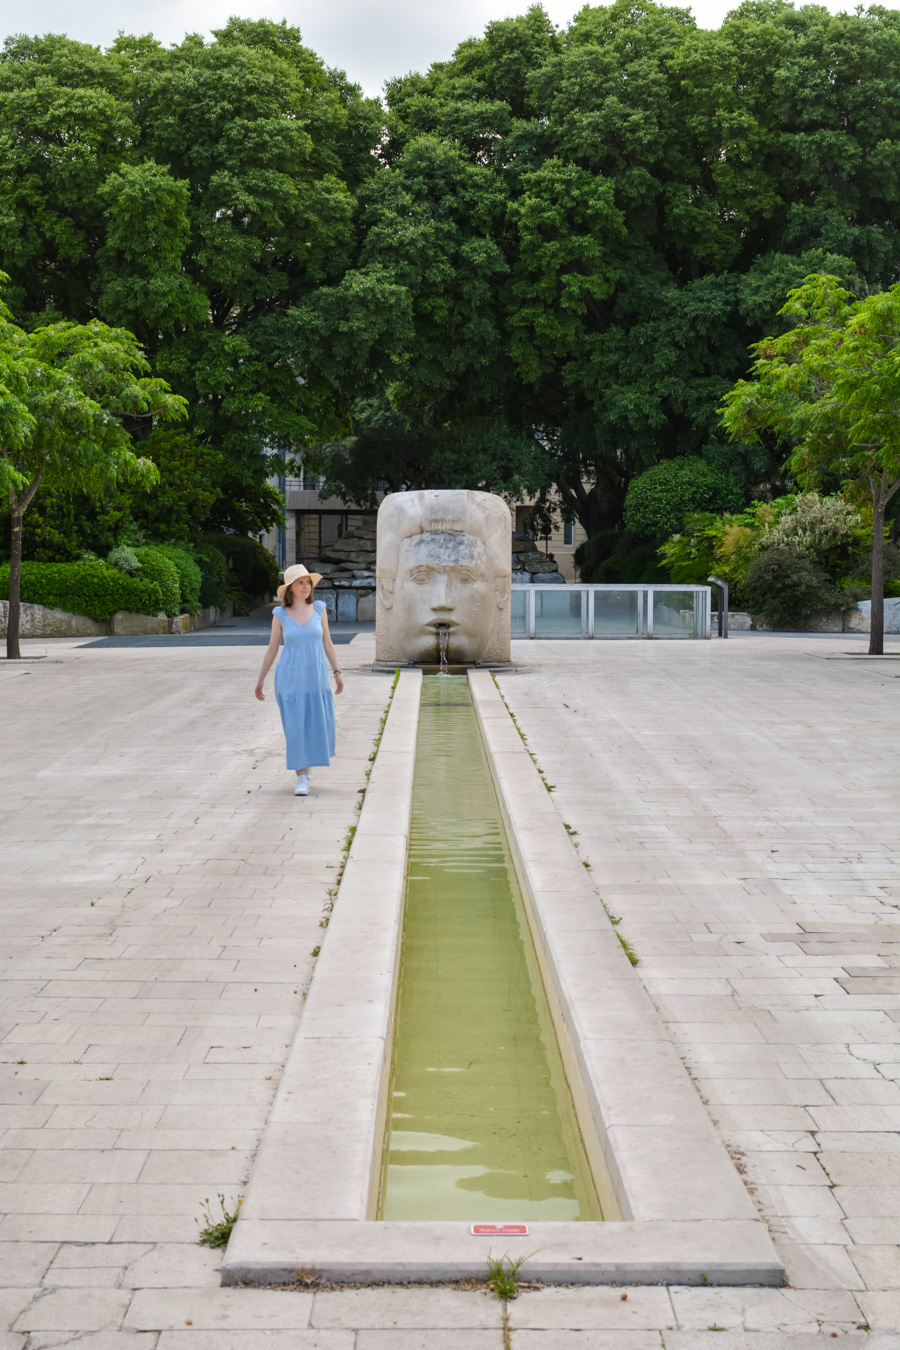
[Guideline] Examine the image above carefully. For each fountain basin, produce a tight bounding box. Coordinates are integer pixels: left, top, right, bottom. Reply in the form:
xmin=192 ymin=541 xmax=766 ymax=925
xmin=223 ymin=671 xmax=782 ymax=1286
xmin=379 ymin=676 xmax=603 ymax=1223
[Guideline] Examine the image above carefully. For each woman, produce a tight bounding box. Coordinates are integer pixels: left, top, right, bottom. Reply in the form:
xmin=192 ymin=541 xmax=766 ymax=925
xmin=255 ymin=564 xmax=344 ymax=795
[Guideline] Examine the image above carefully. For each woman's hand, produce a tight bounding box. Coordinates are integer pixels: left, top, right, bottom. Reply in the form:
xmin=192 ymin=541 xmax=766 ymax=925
xmin=334 ymin=672 xmax=345 ymax=696
xmin=255 ymin=616 xmax=282 ymax=700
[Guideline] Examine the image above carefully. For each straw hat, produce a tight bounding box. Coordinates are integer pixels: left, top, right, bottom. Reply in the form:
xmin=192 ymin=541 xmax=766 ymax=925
xmin=276 ymin=563 xmax=322 ymax=599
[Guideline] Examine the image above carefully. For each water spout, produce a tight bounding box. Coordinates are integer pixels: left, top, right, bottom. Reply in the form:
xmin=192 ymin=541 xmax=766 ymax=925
xmin=432 ymin=623 xmax=450 ymax=674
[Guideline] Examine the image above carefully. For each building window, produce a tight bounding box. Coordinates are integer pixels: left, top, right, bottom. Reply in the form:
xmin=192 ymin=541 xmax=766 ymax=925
xmin=296 ymin=511 xmax=366 ymax=561
xmin=563 ymin=520 xmax=575 ymax=547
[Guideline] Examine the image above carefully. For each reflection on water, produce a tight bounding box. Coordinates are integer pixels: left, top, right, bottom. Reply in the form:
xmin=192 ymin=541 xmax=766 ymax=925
xmin=378 ymin=676 xmax=602 ymax=1222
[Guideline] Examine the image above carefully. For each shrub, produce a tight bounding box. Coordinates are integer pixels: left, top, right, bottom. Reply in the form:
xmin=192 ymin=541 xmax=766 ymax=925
xmin=658 ymin=494 xmax=855 ymax=594
xmin=0 ymin=561 xmax=163 ymax=621
xmin=625 ymin=458 xmax=743 ymax=540
xmin=107 ymin=544 xmax=141 ymax=575
xmin=226 ymin=586 xmax=251 ymax=616
xmin=765 ymin=493 xmax=861 ymax=557
xmin=743 ymin=547 xmax=844 ymax=629
xmin=199 ymin=532 xmax=279 ymax=601
xmin=134 ymin=546 xmax=181 ymax=616
xmin=195 ymin=545 xmax=229 ymax=608
xmin=153 ymin=545 xmax=202 ymax=613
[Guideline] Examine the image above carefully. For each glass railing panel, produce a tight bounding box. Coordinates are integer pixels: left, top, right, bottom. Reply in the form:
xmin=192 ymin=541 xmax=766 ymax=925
xmin=652 ymin=589 xmax=700 ymax=638
xmin=592 ymin=589 xmax=641 ymax=637
xmin=510 ymin=588 xmax=528 ymax=638
xmin=534 ymin=589 xmax=586 ymax=637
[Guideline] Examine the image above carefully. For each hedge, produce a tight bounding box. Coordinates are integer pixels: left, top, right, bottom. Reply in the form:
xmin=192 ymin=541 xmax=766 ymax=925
xmin=0 ymin=561 xmax=164 ymax=621
xmin=153 ymin=545 xmax=202 ymax=614
xmin=134 ymin=547 xmax=181 ymax=616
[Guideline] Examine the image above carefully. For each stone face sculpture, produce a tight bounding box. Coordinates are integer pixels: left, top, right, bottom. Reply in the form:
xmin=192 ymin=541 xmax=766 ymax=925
xmin=376 ymin=490 xmax=511 ymax=664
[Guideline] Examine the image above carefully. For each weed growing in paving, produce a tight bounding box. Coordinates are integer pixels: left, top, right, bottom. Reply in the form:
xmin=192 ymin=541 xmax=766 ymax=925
xmin=197 ymin=1194 xmax=242 ymax=1248
xmin=597 ymin=897 xmax=639 ymax=964
xmin=485 ymin=1251 xmax=533 ymax=1300
xmin=616 ymin=932 xmax=640 ymax=966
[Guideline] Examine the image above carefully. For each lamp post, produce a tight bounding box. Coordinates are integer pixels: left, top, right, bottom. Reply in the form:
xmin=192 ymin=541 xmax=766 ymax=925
xmin=708 ymin=575 xmax=729 ymax=638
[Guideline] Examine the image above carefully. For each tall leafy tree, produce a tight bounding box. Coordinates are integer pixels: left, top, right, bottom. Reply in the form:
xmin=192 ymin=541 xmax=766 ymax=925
xmin=721 ymin=275 xmax=900 ymax=655
xmin=0 ymin=285 xmax=185 ymax=658
xmin=0 ymin=21 xmax=392 ymax=532
xmin=343 ymin=1 xmax=900 ymax=545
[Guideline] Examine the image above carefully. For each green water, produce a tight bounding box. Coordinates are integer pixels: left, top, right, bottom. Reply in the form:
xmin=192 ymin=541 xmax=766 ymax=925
xmin=378 ymin=676 xmax=602 ymax=1222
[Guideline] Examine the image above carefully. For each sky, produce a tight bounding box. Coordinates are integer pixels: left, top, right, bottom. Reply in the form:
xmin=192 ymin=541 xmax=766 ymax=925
xmin=3 ymin=0 xmax=898 ymax=97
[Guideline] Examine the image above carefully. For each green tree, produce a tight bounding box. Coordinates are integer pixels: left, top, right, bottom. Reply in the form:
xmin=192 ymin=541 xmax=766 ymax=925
xmin=366 ymin=1 xmax=900 ymax=543
xmin=1 ymin=482 xmax=132 ymax=562
xmin=129 ymin=429 xmax=221 ymax=542
xmin=721 ymin=275 xmax=900 ymax=653
xmin=314 ymin=399 xmax=548 ymax=506
xmin=0 ymin=21 xmax=390 ymax=531
xmin=0 ymin=287 xmax=185 ymax=657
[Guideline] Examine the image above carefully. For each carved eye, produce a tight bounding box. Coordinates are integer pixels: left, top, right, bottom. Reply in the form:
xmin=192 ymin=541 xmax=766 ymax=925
xmin=409 ymin=568 xmax=434 ymax=585
xmin=455 ymin=571 xmax=477 ymax=585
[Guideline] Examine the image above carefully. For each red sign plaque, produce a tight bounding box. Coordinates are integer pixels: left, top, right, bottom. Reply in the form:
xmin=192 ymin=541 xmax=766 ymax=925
xmin=470 ymin=1224 xmax=529 ymax=1236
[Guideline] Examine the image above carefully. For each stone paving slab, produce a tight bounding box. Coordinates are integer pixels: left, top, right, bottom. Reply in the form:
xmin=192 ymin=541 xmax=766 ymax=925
xmin=157 ymin=1335 xmax=352 ymax=1350
xmin=309 ymin=1288 xmax=501 ymax=1328
xmin=661 ymin=1338 xmax=897 ymax=1350
xmin=28 ymin=1336 xmax=157 ymax=1350
xmin=507 ymin=1285 xmax=674 ymax=1328
xmin=512 ymin=1335 xmax=661 ymax=1349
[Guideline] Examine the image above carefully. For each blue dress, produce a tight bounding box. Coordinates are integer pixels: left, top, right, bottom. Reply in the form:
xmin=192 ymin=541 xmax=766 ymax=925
xmin=273 ymin=601 xmax=336 ymax=769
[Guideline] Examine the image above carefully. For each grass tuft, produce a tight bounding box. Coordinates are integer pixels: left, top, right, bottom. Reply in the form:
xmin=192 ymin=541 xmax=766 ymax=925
xmin=485 ymin=1251 xmax=533 ymax=1301
xmin=616 ymin=931 xmax=640 ymax=966
xmin=197 ymin=1194 xmax=242 ymax=1248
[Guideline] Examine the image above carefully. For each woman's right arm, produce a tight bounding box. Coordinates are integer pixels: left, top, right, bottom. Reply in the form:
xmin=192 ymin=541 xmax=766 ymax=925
xmin=255 ymin=616 xmax=282 ymax=701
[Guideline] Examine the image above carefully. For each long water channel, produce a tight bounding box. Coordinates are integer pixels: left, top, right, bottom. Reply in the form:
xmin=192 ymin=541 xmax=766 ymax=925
xmin=378 ymin=676 xmax=603 ymax=1222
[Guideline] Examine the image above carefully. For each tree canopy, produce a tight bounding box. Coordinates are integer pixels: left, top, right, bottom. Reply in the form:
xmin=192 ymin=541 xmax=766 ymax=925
xmin=0 ymin=19 xmax=388 ymax=532
xmin=338 ymin=0 xmax=900 ymax=537
xmin=0 ymin=282 xmax=185 ymax=656
xmin=3 ymin=3 xmax=900 ymax=556
xmin=720 ymin=274 xmax=900 ymax=652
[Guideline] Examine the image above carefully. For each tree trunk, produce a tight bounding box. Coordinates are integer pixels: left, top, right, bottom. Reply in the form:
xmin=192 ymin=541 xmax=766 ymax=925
xmin=6 ymin=475 xmax=40 ymax=661
xmin=6 ymin=507 xmax=24 ymax=660
xmin=555 ymin=477 xmax=607 ymax=540
xmin=869 ymin=492 xmax=885 ymax=657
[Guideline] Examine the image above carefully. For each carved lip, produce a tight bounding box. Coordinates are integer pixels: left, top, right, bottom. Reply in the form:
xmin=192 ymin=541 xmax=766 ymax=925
xmin=427 ymin=620 xmax=457 ymax=631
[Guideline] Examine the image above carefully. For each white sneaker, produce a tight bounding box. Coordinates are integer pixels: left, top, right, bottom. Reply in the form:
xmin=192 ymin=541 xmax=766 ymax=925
xmin=294 ymin=774 xmax=309 ymax=796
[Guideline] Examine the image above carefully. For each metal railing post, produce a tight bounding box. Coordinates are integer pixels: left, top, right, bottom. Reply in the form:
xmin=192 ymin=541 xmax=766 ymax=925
xmin=708 ymin=576 xmax=729 ymax=638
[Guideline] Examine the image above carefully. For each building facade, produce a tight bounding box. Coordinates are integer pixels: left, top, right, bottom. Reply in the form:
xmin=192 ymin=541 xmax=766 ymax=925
xmin=261 ymin=477 xmax=588 ymax=583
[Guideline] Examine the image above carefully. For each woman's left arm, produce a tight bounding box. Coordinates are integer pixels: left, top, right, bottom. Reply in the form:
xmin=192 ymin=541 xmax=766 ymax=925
xmin=320 ymin=608 xmax=345 ymax=696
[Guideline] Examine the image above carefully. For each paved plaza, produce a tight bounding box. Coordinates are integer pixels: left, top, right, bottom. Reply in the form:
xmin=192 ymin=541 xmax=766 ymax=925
xmin=1 ymin=628 xmax=899 ymax=1347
